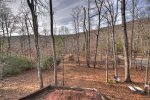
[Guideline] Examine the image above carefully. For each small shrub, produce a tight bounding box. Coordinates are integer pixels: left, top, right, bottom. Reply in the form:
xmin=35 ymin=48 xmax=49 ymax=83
xmin=108 ymin=79 xmax=113 ymax=85
xmin=42 ymin=57 xmax=61 ymax=70
xmin=3 ymin=56 xmax=34 ymax=76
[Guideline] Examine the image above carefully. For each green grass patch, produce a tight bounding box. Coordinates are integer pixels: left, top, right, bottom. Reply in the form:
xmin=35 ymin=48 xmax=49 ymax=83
xmin=3 ymin=56 xmax=34 ymax=76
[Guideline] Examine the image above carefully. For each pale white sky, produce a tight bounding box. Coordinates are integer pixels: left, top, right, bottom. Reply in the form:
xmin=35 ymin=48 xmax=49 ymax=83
xmin=8 ymin=0 xmax=86 ymax=34
xmin=7 ymin=0 xmax=150 ymax=35
xmin=9 ymin=0 xmax=86 ymax=25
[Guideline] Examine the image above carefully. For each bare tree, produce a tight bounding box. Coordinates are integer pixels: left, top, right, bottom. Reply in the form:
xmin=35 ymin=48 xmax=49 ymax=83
xmin=93 ymin=0 xmax=104 ymax=68
xmin=0 ymin=0 xmax=18 ymax=80
xmin=83 ymin=7 xmax=89 ymax=67
xmin=1 ymin=6 xmax=17 ymax=56
xmin=59 ymin=26 xmax=68 ymax=86
xmin=104 ymin=11 xmax=112 ymax=82
xmin=121 ymin=0 xmax=131 ymax=82
xmin=129 ymin=0 xmax=139 ymax=68
xmin=24 ymin=13 xmax=32 ymax=58
xmin=49 ymin=0 xmax=58 ymax=86
xmin=87 ymin=0 xmax=91 ymax=67
xmin=27 ymin=0 xmax=43 ymax=88
xmin=71 ymin=7 xmax=81 ymax=67
xmin=103 ymin=0 xmax=119 ymax=77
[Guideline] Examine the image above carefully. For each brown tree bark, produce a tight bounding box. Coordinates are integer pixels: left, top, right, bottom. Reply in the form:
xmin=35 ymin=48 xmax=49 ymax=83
xmin=87 ymin=0 xmax=91 ymax=67
xmin=27 ymin=0 xmax=43 ymax=88
xmin=121 ymin=0 xmax=132 ymax=82
xmin=93 ymin=0 xmax=104 ymax=68
xmin=49 ymin=0 xmax=58 ymax=86
xmin=103 ymin=0 xmax=119 ymax=77
xmin=83 ymin=7 xmax=89 ymax=67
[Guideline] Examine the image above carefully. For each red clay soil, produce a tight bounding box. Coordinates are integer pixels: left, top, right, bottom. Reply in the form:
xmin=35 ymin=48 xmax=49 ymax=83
xmin=0 ymin=57 xmax=150 ymax=100
xmin=44 ymin=89 xmax=104 ymax=100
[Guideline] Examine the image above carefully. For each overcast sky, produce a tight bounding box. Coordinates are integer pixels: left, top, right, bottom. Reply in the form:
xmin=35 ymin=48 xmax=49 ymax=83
xmin=53 ymin=0 xmax=86 ymax=25
xmin=9 ymin=0 xmax=86 ymax=28
xmin=8 ymin=0 xmax=150 ymax=35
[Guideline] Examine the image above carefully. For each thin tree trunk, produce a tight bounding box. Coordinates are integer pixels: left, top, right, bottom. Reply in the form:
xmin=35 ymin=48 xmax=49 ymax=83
xmin=20 ymin=22 xmax=24 ymax=56
xmin=0 ymin=36 xmax=2 ymax=80
xmin=62 ymin=54 xmax=64 ymax=86
xmin=145 ymin=42 xmax=150 ymax=85
xmin=112 ymin=24 xmax=118 ymax=77
xmin=130 ymin=0 xmax=135 ymax=68
xmin=27 ymin=0 xmax=44 ymax=88
xmin=5 ymin=19 xmax=11 ymax=57
xmin=0 ymin=20 xmax=6 ymax=80
xmin=76 ymin=14 xmax=80 ymax=67
xmin=106 ymin=24 xmax=110 ymax=83
xmin=0 ymin=22 xmax=5 ymax=80
xmin=62 ymin=38 xmax=65 ymax=86
xmin=83 ymin=7 xmax=86 ymax=58
xmin=20 ymin=36 xmax=23 ymax=55
xmin=87 ymin=0 xmax=91 ymax=67
xmin=49 ymin=0 xmax=58 ymax=86
xmin=25 ymin=15 xmax=32 ymax=58
xmin=121 ymin=0 xmax=132 ymax=82
xmin=93 ymin=0 xmax=103 ymax=68
xmin=83 ymin=7 xmax=89 ymax=67
xmin=94 ymin=34 xmax=99 ymax=68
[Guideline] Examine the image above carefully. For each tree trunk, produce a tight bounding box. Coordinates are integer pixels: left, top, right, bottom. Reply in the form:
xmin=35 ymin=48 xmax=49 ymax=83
xmin=83 ymin=7 xmax=89 ymax=67
xmin=94 ymin=34 xmax=99 ymax=68
xmin=87 ymin=0 xmax=91 ymax=67
xmin=62 ymin=38 xmax=65 ymax=86
xmin=0 ymin=21 xmax=6 ymax=80
xmin=145 ymin=42 xmax=150 ymax=85
xmin=49 ymin=0 xmax=58 ymax=86
xmin=5 ymin=19 xmax=11 ymax=57
xmin=0 ymin=37 xmax=2 ymax=80
xmin=121 ymin=0 xmax=132 ymax=82
xmin=71 ymin=8 xmax=81 ymax=67
xmin=25 ymin=15 xmax=32 ymax=58
xmin=130 ymin=0 xmax=135 ymax=68
xmin=106 ymin=24 xmax=110 ymax=83
xmin=27 ymin=0 xmax=44 ymax=88
xmin=93 ymin=0 xmax=103 ymax=68
xmin=112 ymin=24 xmax=118 ymax=77
xmin=76 ymin=13 xmax=80 ymax=67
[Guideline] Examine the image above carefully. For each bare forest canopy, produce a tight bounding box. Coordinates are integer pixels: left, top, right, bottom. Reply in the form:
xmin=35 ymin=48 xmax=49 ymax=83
xmin=0 ymin=0 xmax=150 ymax=35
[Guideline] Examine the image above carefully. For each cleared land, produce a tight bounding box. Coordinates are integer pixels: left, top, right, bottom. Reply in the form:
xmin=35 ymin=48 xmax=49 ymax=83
xmin=0 ymin=57 xmax=150 ymax=100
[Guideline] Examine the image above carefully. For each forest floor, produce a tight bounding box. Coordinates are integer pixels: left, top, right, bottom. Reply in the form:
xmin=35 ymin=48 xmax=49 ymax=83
xmin=0 ymin=57 xmax=150 ymax=100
